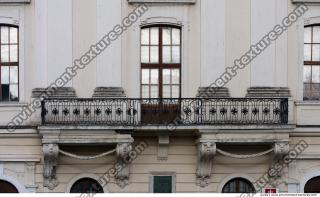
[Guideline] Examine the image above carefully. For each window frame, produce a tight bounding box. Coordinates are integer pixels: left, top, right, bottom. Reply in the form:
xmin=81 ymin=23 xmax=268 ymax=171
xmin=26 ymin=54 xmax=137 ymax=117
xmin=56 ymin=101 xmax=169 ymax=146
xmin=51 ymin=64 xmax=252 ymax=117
xmin=140 ymin=25 xmax=182 ymax=99
xmin=149 ymin=172 xmax=176 ymax=193
xmin=0 ymin=23 xmax=19 ymax=102
xmin=222 ymin=178 xmax=255 ymax=193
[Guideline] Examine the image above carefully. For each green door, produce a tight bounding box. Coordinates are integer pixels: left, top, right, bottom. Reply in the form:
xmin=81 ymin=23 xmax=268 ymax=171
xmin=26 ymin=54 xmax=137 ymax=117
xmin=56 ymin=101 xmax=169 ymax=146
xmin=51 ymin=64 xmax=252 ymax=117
xmin=153 ymin=176 xmax=173 ymax=193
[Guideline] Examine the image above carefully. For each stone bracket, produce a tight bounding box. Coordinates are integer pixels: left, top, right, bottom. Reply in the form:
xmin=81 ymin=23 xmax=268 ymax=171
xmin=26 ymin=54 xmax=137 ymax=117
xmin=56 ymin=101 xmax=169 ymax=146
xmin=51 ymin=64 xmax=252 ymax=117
xmin=43 ymin=143 xmax=59 ymax=190
xmin=157 ymin=136 xmax=170 ymax=161
xmin=196 ymin=141 xmax=216 ymax=187
xmin=269 ymin=141 xmax=290 ymax=178
xmin=115 ymin=142 xmax=133 ymax=188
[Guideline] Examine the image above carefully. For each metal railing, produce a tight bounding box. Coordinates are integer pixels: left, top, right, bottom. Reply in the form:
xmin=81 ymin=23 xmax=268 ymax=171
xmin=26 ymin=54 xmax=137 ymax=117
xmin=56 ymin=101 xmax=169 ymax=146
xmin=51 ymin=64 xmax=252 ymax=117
xmin=41 ymin=98 xmax=288 ymax=126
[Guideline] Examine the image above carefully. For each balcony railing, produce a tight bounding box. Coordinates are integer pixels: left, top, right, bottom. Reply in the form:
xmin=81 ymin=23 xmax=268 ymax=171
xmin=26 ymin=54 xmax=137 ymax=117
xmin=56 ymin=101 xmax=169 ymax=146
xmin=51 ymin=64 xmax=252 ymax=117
xmin=41 ymin=98 xmax=288 ymax=126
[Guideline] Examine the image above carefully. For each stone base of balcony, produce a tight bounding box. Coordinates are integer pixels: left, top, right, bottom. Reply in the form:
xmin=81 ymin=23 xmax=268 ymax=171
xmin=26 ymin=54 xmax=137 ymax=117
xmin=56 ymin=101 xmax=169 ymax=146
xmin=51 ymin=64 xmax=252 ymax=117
xmin=246 ymin=87 xmax=291 ymax=98
xmin=32 ymin=87 xmax=77 ymax=98
xmin=196 ymin=87 xmax=230 ymax=98
xmin=92 ymin=87 xmax=126 ymax=98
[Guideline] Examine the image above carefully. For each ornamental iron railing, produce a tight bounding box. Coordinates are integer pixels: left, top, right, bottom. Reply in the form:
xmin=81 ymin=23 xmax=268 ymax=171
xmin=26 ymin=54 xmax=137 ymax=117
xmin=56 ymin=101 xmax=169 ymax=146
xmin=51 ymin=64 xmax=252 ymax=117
xmin=41 ymin=98 xmax=289 ymax=126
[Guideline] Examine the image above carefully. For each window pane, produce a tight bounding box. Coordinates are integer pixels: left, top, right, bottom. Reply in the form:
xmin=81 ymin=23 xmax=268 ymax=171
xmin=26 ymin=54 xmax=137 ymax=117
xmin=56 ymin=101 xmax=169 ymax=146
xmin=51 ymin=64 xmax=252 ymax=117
xmin=312 ymin=44 xmax=320 ymax=61
xmin=163 ymin=27 xmax=171 ymax=45
xmin=1 ymin=45 xmax=9 ymax=62
xmin=142 ymin=69 xmax=149 ymax=84
xmin=10 ymin=27 xmax=18 ymax=44
xmin=150 ymin=69 xmax=159 ymax=84
xmin=150 ymin=27 xmax=159 ymax=45
xmin=305 ymin=27 xmax=312 ymax=43
xmin=172 ymin=69 xmax=180 ymax=84
xmin=1 ymin=84 xmax=9 ymax=101
xmin=172 ymin=28 xmax=180 ymax=45
xmin=163 ymin=85 xmax=171 ymax=98
xmin=172 ymin=46 xmax=180 ymax=63
xmin=314 ymin=26 xmax=320 ymax=43
xmin=10 ymin=84 xmax=18 ymax=101
xmin=163 ymin=46 xmax=171 ymax=63
xmin=304 ymin=44 xmax=311 ymax=61
xmin=142 ymin=85 xmax=149 ymax=98
xmin=141 ymin=46 xmax=149 ymax=63
xmin=1 ymin=26 xmax=8 ymax=44
xmin=150 ymin=46 xmax=159 ymax=63
xmin=150 ymin=86 xmax=158 ymax=98
xmin=1 ymin=66 xmax=9 ymax=84
xmin=304 ymin=66 xmax=312 ymax=83
xmin=10 ymin=66 xmax=18 ymax=83
xmin=153 ymin=176 xmax=172 ymax=193
xmin=10 ymin=45 xmax=18 ymax=62
xmin=163 ymin=69 xmax=171 ymax=84
xmin=172 ymin=85 xmax=180 ymax=98
xmin=141 ymin=28 xmax=149 ymax=45
xmin=312 ymin=66 xmax=320 ymax=83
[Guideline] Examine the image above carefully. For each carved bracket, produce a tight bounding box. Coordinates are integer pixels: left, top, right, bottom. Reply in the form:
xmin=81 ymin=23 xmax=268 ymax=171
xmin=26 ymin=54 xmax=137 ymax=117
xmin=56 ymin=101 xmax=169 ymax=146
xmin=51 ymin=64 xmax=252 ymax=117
xmin=43 ymin=144 xmax=59 ymax=190
xmin=116 ymin=142 xmax=132 ymax=188
xmin=196 ymin=142 xmax=216 ymax=187
xmin=274 ymin=142 xmax=290 ymax=159
xmin=269 ymin=142 xmax=290 ymax=178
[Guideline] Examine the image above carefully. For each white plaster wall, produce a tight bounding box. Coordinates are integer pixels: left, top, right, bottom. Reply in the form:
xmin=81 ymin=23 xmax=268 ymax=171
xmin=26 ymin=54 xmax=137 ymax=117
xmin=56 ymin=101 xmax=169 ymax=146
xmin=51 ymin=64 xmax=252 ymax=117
xmin=47 ymin=0 xmax=73 ymax=86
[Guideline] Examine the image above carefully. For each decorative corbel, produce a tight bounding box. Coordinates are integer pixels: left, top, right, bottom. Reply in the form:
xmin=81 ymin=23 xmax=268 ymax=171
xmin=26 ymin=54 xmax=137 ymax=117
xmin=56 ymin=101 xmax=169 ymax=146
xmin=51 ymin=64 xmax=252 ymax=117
xmin=196 ymin=142 xmax=216 ymax=187
xmin=274 ymin=142 xmax=290 ymax=160
xmin=116 ymin=142 xmax=132 ymax=188
xmin=269 ymin=142 xmax=290 ymax=178
xmin=43 ymin=143 xmax=59 ymax=190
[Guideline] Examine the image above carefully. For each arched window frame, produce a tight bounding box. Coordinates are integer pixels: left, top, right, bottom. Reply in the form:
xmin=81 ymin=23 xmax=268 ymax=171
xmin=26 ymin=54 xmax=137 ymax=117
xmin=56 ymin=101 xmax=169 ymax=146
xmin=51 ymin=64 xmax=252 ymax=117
xmin=0 ymin=24 xmax=19 ymax=102
xmin=222 ymin=178 xmax=256 ymax=193
xmin=303 ymin=24 xmax=320 ymax=100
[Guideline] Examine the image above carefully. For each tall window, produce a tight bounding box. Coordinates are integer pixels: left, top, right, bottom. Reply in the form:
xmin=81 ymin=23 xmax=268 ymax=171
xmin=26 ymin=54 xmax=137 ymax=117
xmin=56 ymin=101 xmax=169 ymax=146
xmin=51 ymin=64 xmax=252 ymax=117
xmin=304 ymin=25 xmax=320 ymax=100
xmin=222 ymin=178 xmax=255 ymax=193
xmin=141 ymin=26 xmax=181 ymax=99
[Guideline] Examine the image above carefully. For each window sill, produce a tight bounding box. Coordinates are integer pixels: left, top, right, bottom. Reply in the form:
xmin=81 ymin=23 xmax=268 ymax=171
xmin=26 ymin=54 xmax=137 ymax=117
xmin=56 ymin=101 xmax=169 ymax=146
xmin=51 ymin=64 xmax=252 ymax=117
xmin=0 ymin=0 xmax=30 ymax=3
xmin=127 ymin=0 xmax=196 ymax=4
xmin=292 ymin=0 xmax=320 ymax=3
xmin=0 ymin=102 xmax=27 ymax=107
xmin=296 ymin=101 xmax=320 ymax=106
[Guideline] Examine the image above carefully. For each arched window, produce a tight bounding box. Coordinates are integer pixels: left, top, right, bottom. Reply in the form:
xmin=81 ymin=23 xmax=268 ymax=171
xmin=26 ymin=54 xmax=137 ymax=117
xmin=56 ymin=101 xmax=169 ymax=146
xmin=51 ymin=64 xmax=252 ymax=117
xmin=304 ymin=25 xmax=320 ymax=100
xmin=0 ymin=25 xmax=19 ymax=102
xmin=70 ymin=178 xmax=104 ymax=193
xmin=222 ymin=178 xmax=255 ymax=193
xmin=304 ymin=176 xmax=320 ymax=193
xmin=0 ymin=180 xmax=19 ymax=193
xmin=140 ymin=25 xmax=181 ymax=124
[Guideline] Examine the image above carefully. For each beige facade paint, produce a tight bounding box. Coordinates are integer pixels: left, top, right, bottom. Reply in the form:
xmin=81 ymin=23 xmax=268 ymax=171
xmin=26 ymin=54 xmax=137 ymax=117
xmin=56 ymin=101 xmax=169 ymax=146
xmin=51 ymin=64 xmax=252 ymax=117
xmin=0 ymin=0 xmax=319 ymax=193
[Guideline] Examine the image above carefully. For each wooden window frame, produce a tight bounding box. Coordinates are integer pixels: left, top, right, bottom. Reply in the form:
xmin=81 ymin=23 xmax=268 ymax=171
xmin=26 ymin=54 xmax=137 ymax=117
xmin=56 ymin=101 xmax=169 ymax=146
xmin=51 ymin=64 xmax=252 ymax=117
xmin=222 ymin=178 xmax=255 ymax=193
xmin=149 ymin=172 xmax=176 ymax=193
xmin=141 ymin=25 xmax=181 ymax=99
xmin=304 ymin=24 xmax=320 ymax=100
xmin=0 ymin=24 xmax=19 ymax=102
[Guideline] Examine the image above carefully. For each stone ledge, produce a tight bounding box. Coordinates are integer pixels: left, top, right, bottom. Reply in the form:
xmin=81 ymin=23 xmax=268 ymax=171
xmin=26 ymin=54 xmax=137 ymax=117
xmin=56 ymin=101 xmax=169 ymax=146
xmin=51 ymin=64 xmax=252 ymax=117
xmin=246 ymin=87 xmax=291 ymax=98
xmin=196 ymin=87 xmax=230 ymax=98
xmin=32 ymin=87 xmax=77 ymax=98
xmin=0 ymin=0 xmax=30 ymax=4
xmin=292 ymin=0 xmax=320 ymax=3
xmin=127 ymin=0 xmax=196 ymax=4
xmin=92 ymin=87 xmax=126 ymax=98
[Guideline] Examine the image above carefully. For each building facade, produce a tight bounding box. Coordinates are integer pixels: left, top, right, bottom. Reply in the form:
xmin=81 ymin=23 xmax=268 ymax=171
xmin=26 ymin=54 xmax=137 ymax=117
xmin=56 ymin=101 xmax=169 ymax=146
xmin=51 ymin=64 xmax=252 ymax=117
xmin=0 ymin=0 xmax=319 ymax=193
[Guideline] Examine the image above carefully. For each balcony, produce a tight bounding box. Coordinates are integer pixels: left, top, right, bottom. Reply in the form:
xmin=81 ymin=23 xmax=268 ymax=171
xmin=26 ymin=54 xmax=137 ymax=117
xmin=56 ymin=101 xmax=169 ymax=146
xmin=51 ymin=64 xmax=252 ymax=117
xmin=41 ymin=98 xmax=289 ymax=126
